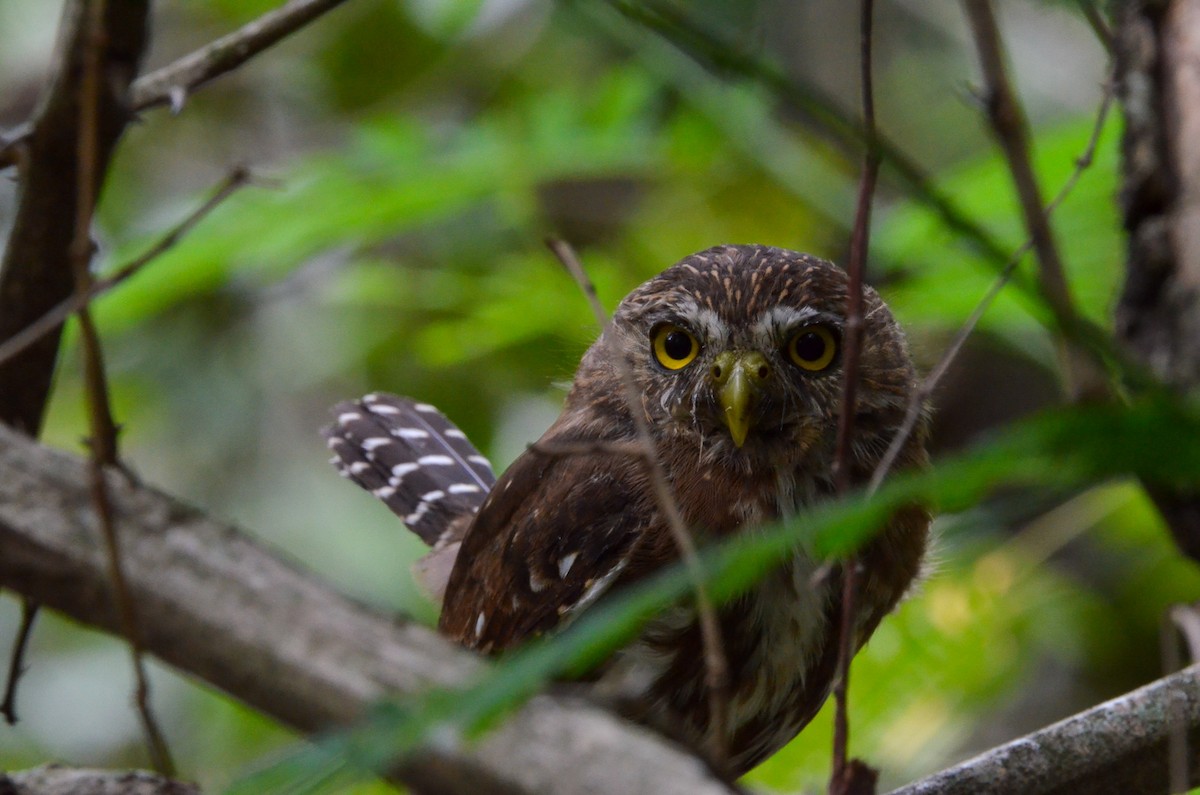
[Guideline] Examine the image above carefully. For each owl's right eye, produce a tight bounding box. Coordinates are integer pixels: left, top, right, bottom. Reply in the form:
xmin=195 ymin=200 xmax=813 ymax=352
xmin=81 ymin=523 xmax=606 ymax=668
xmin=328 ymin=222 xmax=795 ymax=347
xmin=652 ymin=324 xmax=700 ymax=370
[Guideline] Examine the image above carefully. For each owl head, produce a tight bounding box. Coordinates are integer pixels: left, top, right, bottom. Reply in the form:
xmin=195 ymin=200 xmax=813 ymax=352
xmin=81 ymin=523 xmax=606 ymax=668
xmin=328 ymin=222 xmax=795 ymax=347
xmin=571 ymin=244 xmax=920 ymax=475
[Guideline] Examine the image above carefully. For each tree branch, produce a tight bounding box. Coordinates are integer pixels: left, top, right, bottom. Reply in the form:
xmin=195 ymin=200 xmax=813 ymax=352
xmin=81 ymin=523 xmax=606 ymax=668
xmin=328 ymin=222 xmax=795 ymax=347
xmin=886 ymin=664 xmax=1200 ymax=795
xmin=1115 ymin=0 xmax=1200 ymax=562
xmin=0 ymin=0 xmax=148 ymax=435
xmin=0 ymin=424 xmax=732 ymax=795
xmin=0 ymin=766 xmax=197 ymax=795
xmin=128 ymin=0 xmax=355 ymax=113
xmin=963 ymin=0 xmax=1108 ymax=402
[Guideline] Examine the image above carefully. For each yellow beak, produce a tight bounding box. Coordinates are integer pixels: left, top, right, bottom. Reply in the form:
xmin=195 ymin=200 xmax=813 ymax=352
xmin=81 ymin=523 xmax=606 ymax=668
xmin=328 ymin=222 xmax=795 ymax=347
xmin=712 ymin=351 xmax=771 ymax=448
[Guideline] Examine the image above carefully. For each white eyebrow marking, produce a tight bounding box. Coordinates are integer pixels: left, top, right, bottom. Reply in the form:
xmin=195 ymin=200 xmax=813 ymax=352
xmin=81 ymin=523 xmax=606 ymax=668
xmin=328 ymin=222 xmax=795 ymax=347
xmin=752 ymin=305 xmax=821 ymax=338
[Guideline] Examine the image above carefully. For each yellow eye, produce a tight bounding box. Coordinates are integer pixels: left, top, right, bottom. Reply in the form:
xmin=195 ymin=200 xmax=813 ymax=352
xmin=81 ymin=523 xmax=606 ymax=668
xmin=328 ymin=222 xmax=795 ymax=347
xmin=652 ymin=325 xmax=700 ymax=370
xmin=787 ymin=325 xmax=837 ymax=371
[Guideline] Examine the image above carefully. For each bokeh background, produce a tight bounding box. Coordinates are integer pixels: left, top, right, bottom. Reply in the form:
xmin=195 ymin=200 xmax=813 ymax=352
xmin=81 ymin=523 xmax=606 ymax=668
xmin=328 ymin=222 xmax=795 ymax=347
xmin=2 ymin=0 xmax=1196 ymax=792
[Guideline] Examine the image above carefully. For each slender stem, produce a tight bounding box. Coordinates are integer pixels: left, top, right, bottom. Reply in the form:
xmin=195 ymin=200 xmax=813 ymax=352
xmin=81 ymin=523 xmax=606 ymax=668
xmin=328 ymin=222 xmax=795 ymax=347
xmin=829 ymin=2 xmax=879 ymax=790
xmin=70 ymin=0 xmax=174 ymax=775
xmin=869 ymin=82 xmax=1114 ymax=494
xmin=0 ymin=599 xmax=39 ymax=725
xmin=546 ymin=238 xmax=731 ymax=769
xmin=0 ymin=167 xmax=251 ymax=370
xmin=963 ymin=0 xmax=1107 ymax=402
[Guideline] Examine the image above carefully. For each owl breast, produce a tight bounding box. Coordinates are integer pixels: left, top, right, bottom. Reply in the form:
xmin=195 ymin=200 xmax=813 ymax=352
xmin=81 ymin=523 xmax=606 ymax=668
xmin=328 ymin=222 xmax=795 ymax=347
xmin=596 ymin=461 xmax=841 ymax=772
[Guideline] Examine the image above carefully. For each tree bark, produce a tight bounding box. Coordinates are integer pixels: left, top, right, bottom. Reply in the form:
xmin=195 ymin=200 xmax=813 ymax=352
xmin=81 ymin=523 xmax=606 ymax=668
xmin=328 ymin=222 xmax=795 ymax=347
xmin=1116 ymin=0 xmax=1200 ymax=560
xmin=0 ymin=0 xmax=149 ymax=434
xmin=0 ymin=424 xmax=731 ymax=795
xmin=0 ymin=766 xmax=197 ymax=795
xmin=887 ymin=663 xmax=1200 ymax=794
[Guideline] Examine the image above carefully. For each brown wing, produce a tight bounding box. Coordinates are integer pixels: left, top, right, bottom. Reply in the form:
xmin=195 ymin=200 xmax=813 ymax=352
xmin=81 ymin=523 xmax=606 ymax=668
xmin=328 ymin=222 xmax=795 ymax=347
xmin=438 ymin=438 xmax=655 ymax=653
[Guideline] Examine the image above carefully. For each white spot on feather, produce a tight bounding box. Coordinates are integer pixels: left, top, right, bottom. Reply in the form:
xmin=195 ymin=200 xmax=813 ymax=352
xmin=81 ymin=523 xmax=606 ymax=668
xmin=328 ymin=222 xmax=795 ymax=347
xmin=418 ymin=454 xmax=454 ymax=466
xmin=558 ymin=552 xmax=578 ymax=579
xmin=361 ymin=437 xmax=391 ymax=451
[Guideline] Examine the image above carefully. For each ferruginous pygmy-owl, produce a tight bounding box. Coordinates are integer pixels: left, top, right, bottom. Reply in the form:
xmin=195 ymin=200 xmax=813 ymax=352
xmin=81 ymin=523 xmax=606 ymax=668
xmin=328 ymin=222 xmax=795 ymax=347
xmin=324 ymin=244 xmax=930 ymax=775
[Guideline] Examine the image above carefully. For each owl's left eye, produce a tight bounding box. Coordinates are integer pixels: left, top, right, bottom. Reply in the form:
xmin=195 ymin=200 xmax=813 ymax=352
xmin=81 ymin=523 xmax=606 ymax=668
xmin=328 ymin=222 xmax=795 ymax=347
xmin=652 ymin=324 xmax=700 ymax=370
xmin=786 ymin=324 xmax=838 ymax=371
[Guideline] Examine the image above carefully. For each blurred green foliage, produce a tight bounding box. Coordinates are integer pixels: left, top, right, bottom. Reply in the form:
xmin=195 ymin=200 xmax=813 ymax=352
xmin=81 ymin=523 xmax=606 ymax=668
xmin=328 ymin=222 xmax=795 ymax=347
xmin=0 ymin=1 xmax=1188 ymax=793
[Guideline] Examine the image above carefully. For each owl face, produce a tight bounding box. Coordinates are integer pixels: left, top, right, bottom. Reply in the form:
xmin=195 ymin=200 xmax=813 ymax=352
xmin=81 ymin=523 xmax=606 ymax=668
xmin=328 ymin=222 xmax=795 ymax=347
xmin=604 ymin=245 xmax=916 ymax=467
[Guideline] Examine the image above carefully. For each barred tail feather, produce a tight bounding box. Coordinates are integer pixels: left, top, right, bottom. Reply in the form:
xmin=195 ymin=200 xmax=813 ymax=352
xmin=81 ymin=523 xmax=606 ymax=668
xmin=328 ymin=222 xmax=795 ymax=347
xmin=323 ymin=393 xmax=495 ymax=546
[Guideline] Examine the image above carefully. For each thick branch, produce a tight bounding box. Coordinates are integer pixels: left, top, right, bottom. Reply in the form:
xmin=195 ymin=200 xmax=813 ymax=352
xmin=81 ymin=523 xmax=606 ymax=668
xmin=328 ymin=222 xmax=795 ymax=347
xmin=1115 ymin=0 xmax=1200 ymax=561
xmin=0 ymin=766 xmax=197 ymax=795
xmin=129 ymin=0 xmax=354 ymax=112
xmin=0 ymin=0 xmax=148 ymax=434
xmin=0 ymin=425 xmax=731 ymax=795
xmin=887 ymin=664 xmax=1200 ymax=795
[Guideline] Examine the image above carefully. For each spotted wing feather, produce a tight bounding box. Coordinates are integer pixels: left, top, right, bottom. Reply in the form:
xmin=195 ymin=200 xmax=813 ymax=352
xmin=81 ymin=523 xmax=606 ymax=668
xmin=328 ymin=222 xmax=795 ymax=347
xmin=438 ymin=425 xmax=654 ymax=652
xmin=323 ymin=393 xmax=495 ymax=546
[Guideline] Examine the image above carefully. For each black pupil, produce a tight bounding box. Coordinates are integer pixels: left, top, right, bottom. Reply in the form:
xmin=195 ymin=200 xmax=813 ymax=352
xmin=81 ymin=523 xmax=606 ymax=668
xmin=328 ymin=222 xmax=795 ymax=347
xmin=664 ymin=330 xmax=693 ymax=360
xmin=794 ymin=332 xmax=826 ymax=362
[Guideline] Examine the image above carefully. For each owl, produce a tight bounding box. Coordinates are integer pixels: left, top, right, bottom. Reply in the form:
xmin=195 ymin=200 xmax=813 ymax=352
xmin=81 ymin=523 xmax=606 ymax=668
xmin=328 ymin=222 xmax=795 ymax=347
xmin=324 ymin=244 xmax=930 ymax=775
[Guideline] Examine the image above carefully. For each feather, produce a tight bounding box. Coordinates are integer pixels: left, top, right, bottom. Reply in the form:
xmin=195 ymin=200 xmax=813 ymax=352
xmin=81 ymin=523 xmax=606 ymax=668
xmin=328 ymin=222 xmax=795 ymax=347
xmin=323 ymin=393 xmax=495 ymax=546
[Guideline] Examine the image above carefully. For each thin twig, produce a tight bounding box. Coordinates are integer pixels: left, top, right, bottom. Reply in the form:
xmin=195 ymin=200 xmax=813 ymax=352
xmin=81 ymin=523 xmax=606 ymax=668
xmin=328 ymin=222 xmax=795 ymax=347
xmin=129 ymin=0 xmax=354 ymax=113
xmin=964 ymin=0 xmax=1107 ymax=402
xmin=0 ymin=598 xmax=39 ymax=725
xmin=868 ymin=82 xmax=1114 ymax=494
xmin=0 ymin=167 xmax=251 ymax=370
xmin=545 ymin=238 xmax=731 ymax=769
xmin=829 ymin=2 xmax=880 ymax=793
xmin=1076 ymin=0 xmax=1114 ymax=57
xmin=70 ymin=0 xmax=174 ymax=775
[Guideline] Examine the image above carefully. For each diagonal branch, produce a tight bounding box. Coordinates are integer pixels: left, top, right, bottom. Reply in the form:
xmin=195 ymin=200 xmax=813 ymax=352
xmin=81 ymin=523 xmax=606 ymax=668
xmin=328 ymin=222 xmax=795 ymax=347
xmin=0 ymin=424 xmax=733 ymax=795
xmin=886 ymin=664 xmax=1200 ymax=795
xmin=963 ymin=0 xmax=1108 ymax=402
xmin=0 ymin=168 xmax=251 ymax=370
xmin=129 ymin=0 xmax=356 ymax=113
xmin=0 ymin=0 xmax=148 ymax=435
xmin=869 ymin=81 xmax=1115 ymax=494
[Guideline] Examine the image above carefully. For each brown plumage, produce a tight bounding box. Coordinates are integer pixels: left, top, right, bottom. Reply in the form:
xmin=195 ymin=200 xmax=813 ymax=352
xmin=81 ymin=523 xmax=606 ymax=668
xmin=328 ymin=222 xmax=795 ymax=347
xmin=325 ymin=244 xmax=930 ymax=775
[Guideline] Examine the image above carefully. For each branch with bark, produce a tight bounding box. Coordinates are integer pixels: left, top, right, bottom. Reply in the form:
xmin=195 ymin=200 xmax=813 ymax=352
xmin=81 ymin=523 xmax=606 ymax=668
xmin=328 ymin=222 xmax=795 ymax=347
xmin=4 ymin=425 xmax=1200 ymax=794
xmin=0 ymin=0 xmax=148 ymax=434
xmin=0 ymin=424 xmax=731 ymax=795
